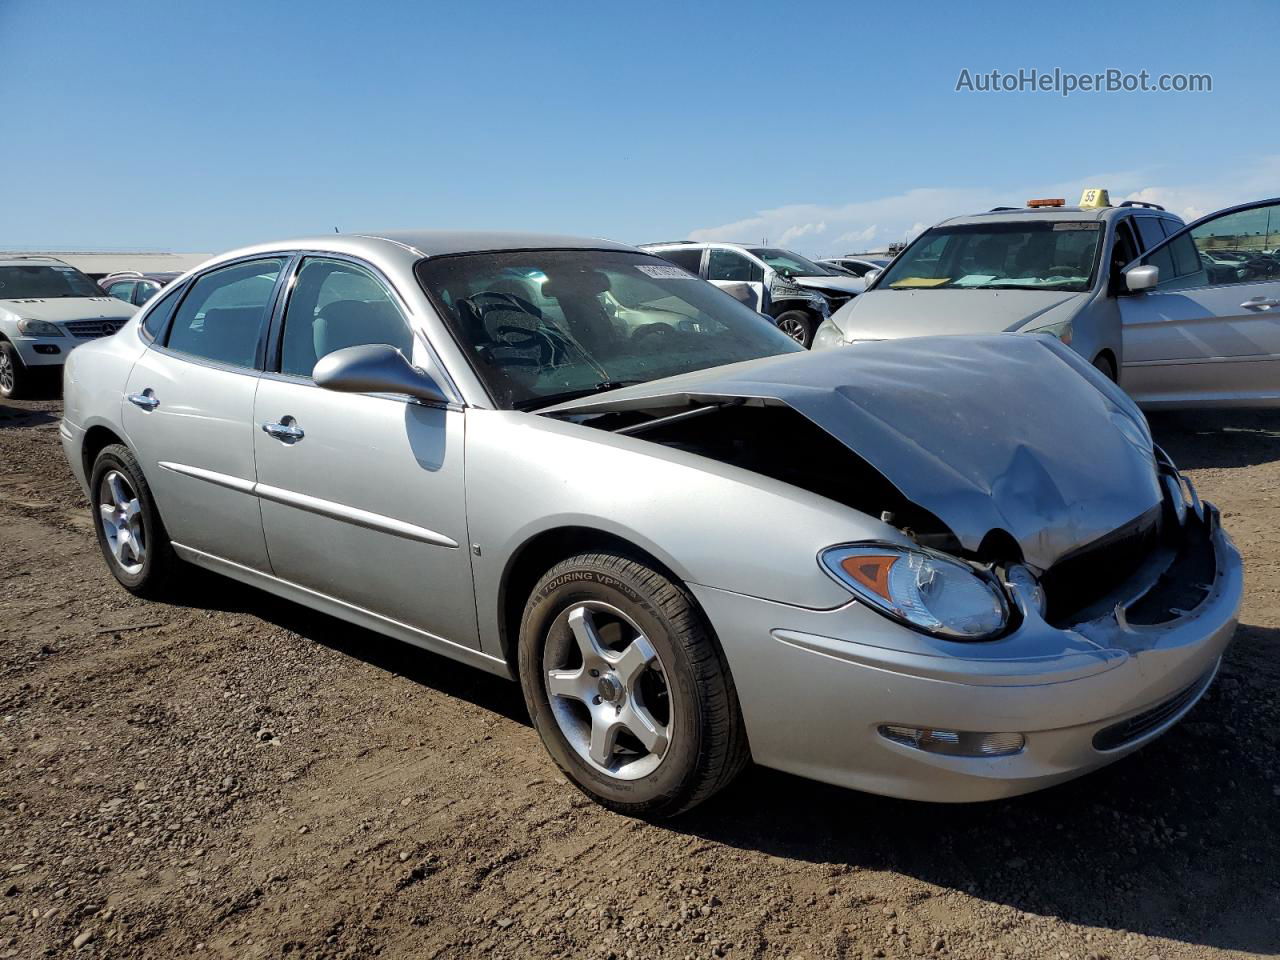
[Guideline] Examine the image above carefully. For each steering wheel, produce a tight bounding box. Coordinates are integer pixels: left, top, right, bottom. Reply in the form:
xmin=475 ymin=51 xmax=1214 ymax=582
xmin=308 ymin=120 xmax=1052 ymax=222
xmin=631 ymin=322 xmax=675 ymax=345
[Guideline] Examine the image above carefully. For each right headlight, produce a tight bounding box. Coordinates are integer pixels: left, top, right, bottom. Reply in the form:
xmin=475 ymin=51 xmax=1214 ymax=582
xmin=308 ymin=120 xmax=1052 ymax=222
xmin=17 ymin=318 xmax=64 ymax=337
xmin=820 ymin=543 xmax=1008 ymax=640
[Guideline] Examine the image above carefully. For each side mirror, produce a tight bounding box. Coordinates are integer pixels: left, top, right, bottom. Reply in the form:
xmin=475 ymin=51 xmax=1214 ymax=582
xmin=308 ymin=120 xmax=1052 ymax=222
xmin=1124 ymin=264 xmax=1159 ymax=292
xmin=863 ymin=268 xmax=882 ymax=286
xmin=313 ymin=343 xmax=448 ymax=404
xmin=717 ymin=281 xmax=756 ymax=307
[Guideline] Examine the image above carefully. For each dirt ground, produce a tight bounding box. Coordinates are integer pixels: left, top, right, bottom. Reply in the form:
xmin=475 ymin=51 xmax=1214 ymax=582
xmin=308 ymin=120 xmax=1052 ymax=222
xmin=1 ymin=397 xmax=1277 ymax=960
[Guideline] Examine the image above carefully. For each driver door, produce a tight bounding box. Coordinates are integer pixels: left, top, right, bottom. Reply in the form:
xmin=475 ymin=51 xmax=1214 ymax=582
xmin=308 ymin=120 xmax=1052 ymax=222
xmin=1118 ymin=198 xmax=1280 ymax=406
xmin=706 ymin=248 xmax=765 ymax=311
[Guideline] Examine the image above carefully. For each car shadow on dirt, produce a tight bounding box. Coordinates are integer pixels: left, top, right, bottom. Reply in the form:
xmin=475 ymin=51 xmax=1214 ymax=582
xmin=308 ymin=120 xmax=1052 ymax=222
xmin=670 ymin=625 xmax=1280 ymax=955
xmin=167 ymin=572 xmax=530 ymax=726
xmin=0 ymin=403 xmax=58 ymax=428
xmin=1150 ymin=407 xmax=1280 ymax=470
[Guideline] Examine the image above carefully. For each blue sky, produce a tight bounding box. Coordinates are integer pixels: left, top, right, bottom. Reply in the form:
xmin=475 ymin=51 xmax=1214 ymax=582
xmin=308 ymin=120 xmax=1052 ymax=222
xmin=2 ymin=0 xmax=1275 ymax=256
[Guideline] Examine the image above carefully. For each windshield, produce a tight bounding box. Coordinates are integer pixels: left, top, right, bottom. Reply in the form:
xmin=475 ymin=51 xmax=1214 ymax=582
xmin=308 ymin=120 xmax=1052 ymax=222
xmin=0 ymin=264 xmax=102 ymax=300
xmin=878 ymin=221 xmax=1102 ymax=292
xmin=416 ymin=249 xmax=802 ymax=410
xmin=747 ymin=248 xmax=837 ymax=278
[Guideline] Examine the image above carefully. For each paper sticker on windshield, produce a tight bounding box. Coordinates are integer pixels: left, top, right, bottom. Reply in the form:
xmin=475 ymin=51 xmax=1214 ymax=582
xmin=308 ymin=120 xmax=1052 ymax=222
xmin=1053 ymin=222 xmax=1101 ymax=230
xmin=637 ymin=264 xmax=695 ymax=279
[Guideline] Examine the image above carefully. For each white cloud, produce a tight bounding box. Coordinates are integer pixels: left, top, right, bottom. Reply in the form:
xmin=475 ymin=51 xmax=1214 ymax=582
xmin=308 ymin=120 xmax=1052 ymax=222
xmin=685 ymin=157 xmax=1280 ymax=256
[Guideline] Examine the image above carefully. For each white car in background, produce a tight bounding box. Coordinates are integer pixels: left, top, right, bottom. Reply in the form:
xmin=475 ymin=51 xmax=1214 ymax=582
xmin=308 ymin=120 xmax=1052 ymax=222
xmin=0 ymin=256 xmax=137 ymax=399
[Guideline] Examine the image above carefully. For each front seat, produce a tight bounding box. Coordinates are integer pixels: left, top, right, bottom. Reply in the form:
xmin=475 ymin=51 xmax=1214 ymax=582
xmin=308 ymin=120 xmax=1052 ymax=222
xmin=312 ymin=299 xmax=412 ymax=361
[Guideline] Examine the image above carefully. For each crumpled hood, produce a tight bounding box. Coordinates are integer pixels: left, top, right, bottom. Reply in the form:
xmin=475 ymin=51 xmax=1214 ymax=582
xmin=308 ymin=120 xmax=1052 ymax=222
xmin=542 ymin=334 xmax=1161 ymax=570
xmin=0 ymin=296 xmax=136 ymax=325
xmin=792 ymin=274 xmax=865 ymax=296
xmin=831 ymin=288 xmax=1084 ymax=339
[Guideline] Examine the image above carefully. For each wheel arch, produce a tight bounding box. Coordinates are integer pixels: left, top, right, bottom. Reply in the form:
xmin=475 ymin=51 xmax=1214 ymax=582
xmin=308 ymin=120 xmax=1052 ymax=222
xmin=1092 ymin=348 xmax=1118 ymax=382
xmin=767 ymin=298 xmax=823 ymax=320
xmin=81 ymin=423 xmax=130 ymax=481
xmin=496 ymin=525 xmax=696 ymax=678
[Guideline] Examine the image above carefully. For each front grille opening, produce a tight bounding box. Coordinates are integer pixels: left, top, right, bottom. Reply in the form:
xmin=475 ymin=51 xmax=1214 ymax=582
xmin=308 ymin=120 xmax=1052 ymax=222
xmin=1091 ymin=665 xmax=1216 ymax=752
xmin=1040 ymin=505 xmax=1163 ymax=627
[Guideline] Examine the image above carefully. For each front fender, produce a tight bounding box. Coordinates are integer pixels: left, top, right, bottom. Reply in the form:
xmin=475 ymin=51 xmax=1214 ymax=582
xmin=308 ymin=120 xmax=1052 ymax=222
xmin=464 ymin=409 xmax=904 ymax=654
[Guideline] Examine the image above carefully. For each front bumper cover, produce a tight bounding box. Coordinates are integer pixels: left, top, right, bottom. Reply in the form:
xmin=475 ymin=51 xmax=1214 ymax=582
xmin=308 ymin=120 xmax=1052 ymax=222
xmin=693 ymin=505 xmax=1242 ymax=802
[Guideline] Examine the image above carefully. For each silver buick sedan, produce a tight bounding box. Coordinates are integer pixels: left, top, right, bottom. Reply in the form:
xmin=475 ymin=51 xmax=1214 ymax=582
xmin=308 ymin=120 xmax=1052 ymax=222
xmin=60 ymin=231 xmax=1242 ymax=816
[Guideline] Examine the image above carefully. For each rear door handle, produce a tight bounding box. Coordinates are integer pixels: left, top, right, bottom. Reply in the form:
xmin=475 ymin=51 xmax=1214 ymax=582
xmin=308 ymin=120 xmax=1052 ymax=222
xmin=126 ymin=390 xmax=159 ymax=411
xmin=1240 ymin=296 xmax=1280 ymax=311
xmin=262 ymin=417 xmax=304 ymax=443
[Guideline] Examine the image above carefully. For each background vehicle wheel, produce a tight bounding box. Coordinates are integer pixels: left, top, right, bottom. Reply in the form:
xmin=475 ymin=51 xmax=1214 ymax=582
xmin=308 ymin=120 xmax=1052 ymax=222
xmin=773 ymin=310 xmax=817 ymax=348
xmin=1092 ymin=353 xmax=1117 ymax=382
xmin=518 ymin=552 xmax=749 ymax=817
xmin=0 ymin=341 xmax=33 ymax=400
xmin=89 ymin=444 xmax=179 ymax=598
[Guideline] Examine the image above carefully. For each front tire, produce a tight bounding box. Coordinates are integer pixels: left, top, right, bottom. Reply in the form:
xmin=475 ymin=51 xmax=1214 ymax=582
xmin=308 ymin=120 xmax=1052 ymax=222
xmin=0 ymin=341 xmax=34 ymax=400
xmin=773 ymin=309 xmax=817 ymax=348
xmin=89 ymin=444 xmax=179 ymax=598
xmin=518 ymin=552 xmax=749 ymax=817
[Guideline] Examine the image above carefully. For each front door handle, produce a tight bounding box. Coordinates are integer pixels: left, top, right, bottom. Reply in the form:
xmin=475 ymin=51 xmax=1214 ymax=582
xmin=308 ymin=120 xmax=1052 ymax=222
xmin=1240 ymin=296 xmax=1280 ymax=311
xmin=126 ymin=390 xmax=159 ymax=411
xmin=262 ymin=416 xmax=304 ymax=443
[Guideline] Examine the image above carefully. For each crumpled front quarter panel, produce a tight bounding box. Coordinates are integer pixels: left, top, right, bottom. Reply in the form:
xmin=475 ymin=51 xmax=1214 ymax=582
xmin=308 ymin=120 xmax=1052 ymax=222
xmin=463 ymin=410 xmax=905 ymax=658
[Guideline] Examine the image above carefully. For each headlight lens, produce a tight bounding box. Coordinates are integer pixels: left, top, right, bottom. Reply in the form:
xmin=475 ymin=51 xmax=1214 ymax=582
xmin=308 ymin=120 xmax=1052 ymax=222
xmin=1026 ymin=318 xmax=1072 ymax=345
xmin=811 ymin=319 xmax=846 ymax=351
xmin=820 ymin=543 xmax=1008 ymax=640
xmin=17 ymin=318 xmax=63 ymax=337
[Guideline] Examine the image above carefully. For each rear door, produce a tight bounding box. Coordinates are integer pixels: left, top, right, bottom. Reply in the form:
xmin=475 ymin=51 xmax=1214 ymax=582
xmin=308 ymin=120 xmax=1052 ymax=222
xmin=1118 ymin=198 xmax=1280 ymax=406
xmin=122 ymin=256 xmax=288 ymax=570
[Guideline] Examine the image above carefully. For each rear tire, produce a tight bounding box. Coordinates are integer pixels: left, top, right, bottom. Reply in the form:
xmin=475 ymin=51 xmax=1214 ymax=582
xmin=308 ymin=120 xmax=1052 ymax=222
xmin=518 ymin=552 xmax=749 ymax=817
xmin=89 ymin=444 xmax=179 ymax=598
xmin=773 ymin=309 xmax=817 ymax=348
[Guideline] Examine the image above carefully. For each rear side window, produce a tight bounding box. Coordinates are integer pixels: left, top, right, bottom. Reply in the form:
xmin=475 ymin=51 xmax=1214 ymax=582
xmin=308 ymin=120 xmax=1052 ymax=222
xmin=164 ymin=258 xmax=284 ymax=368
xmin=140 ymin=283 xmax=184 ymax=341
xmin=651 ymin=247 xmax=703 ymax=275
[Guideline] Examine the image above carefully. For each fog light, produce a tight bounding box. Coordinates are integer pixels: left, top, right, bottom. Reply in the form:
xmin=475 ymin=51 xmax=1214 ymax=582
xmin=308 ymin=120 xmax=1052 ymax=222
xmin=879 ymin=724 xmax=1025 ymax=757
xmin=34 ymin=344 xmax=61 ymax=355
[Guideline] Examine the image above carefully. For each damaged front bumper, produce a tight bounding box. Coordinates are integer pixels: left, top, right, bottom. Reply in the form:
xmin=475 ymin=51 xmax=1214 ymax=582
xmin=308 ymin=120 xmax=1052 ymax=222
xmin=691 ymin=503 xmax=1242 ymax=803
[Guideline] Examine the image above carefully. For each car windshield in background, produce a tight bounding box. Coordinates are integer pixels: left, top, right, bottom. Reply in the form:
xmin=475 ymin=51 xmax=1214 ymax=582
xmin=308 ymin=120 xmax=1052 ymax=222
xmin=747 ymin=248 xmax=838 ymax=278
xmin=879 ymin=221 xmax=1103 ymax=292
xmin=417 ymin=250 xmax=802 ymax=410
xmin=0 ymin=264 xmax=102 ymax=299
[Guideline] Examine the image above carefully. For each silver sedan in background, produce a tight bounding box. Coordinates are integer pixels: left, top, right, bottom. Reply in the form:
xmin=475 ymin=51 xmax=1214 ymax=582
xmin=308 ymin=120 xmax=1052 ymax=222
xmin=60 ymin=232 xmax=1241 ymax=816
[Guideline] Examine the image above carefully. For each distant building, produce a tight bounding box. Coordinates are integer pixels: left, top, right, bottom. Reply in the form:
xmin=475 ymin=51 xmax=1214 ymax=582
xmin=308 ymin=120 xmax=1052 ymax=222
xmin=0 ymin=250 xmax=212 ymax=280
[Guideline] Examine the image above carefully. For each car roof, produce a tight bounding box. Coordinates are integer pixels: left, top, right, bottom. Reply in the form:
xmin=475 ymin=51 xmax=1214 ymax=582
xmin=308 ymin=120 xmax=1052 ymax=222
xmin=641 ymin=240 xmax=755 ymax=251
xmin=0 ymin=255 xmax=72 ymax=268
xmin=940 ymin=205 xmax=1182 ymax=227
xmin=349 ymin=230 xmax=635 ymax=256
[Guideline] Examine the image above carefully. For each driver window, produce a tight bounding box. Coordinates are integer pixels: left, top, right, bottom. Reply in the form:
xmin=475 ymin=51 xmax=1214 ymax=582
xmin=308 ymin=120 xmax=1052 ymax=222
xmin=279 ymin=258 xmax=414 ymax=378
xmin=1183 ymin=203 xmax=1280 ymax=287
xmin=707 ymin=250 xmax=758 ymax=283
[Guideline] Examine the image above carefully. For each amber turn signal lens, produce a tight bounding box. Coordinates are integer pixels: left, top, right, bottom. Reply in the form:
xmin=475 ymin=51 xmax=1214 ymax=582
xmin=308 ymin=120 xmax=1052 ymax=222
xmin=840 ymin=554 xmax=898 ymax=600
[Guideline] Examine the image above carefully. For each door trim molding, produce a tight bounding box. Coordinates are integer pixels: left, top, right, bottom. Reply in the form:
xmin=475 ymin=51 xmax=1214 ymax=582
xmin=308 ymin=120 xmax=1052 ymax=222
xmin=158 ymin=461 xmax=459 ymax=548
xmin=171 ymin=542 xmax=506 ymax=677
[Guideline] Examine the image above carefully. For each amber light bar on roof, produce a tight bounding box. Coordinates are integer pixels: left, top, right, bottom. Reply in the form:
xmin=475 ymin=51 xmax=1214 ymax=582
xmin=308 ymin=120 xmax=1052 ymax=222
xmin=1026 ymin=198 xmax=1066 ymax=207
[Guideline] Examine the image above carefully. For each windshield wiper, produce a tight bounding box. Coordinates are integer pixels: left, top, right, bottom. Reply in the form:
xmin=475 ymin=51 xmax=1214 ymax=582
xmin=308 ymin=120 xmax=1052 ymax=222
xmin=515 ymin=379 xmax=647 ymax=412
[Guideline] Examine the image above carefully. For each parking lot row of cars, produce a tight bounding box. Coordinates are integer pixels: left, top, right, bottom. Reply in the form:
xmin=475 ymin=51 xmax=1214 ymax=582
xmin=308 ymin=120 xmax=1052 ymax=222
xmin=41 ymin=186 xmax=1260 ymax=814
xmin=4 ymin=187 xmax=1278 ymax=407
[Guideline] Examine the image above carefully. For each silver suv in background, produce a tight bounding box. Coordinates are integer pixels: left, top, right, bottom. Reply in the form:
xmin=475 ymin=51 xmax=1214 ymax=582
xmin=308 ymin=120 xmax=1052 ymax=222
xmin=814 ymin=193 xmax=1280 ymax=407
xmin=0 ymin=256 xmax=137 ymax=399
xmin=641 ymin=241 xmax=864 ymax=346
xmin=812 ymin=196 xmax=1184 ymax=380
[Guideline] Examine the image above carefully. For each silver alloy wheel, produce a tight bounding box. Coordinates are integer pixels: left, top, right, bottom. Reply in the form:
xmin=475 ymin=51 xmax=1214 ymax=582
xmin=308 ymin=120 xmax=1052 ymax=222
xmin=543 ymin=600 xmax=672 ymax=780
xmin=777 ymin=315 xmax=808 ymax=343
xmin=0 ymin=350 xmax=13 ymax=394
xmin=97 ymin=470 xmax=146 ymax=575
